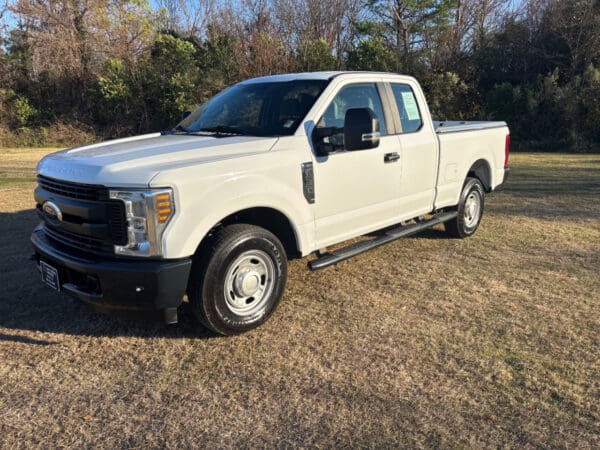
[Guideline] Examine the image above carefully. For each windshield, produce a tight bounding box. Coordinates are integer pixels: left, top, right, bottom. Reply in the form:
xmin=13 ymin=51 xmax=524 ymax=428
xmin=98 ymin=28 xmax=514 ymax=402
xmin=176 ymin=80 xmax=329 ymax=137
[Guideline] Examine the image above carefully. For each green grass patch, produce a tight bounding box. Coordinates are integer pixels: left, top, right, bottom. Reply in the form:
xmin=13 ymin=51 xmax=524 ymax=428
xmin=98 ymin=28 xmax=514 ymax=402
xmin=0 ymin=176 xmax=37 ymax=187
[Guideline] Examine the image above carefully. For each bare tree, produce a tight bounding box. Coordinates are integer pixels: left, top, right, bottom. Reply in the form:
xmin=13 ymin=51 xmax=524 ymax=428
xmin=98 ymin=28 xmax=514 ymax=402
xmin=0 ymin=0 xmax=9 ymax=20
xmin=181 ymin=0 xmax=216 ymax=37
xmin=9 ymin=0 xmax=158 ymax=79
xmin=541 ymin=0 xmax=600 ymax=74
xmin=272 ymin=0 xmax=362 ymax=65
xmin=361 ymin=1 xmax=459 ymax=71
xmin=156 ymin=0 xmax=216 ymax=38
xmin=9 ymin=0 xmax=97 ymax=81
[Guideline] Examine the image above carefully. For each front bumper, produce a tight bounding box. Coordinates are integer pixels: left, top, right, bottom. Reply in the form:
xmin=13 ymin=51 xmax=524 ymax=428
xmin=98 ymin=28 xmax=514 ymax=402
xmin=31 ymin=225 xmax=192 ymax=322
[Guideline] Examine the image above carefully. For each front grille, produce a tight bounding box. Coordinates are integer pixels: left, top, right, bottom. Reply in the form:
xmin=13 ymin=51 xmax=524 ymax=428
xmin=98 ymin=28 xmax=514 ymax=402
xmin=38 ymin=175 xmax=109 ymax=201
xmin=37 ymin=175 xmax=128 ymax=255
xmin=108 ymin=202 xmax=127 ymax=245
xmin=44 ymin=225 xmax=114 ymax=256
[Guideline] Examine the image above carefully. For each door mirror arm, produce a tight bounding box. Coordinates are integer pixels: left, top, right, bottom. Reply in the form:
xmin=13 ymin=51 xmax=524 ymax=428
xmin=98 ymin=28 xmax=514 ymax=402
xmin=312 ymin=126 xmax=340 ymax=156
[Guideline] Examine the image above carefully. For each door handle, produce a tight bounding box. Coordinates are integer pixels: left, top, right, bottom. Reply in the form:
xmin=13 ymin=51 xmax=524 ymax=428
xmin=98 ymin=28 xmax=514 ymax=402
xmin=384 ymin=152 xmax=400 ymax=163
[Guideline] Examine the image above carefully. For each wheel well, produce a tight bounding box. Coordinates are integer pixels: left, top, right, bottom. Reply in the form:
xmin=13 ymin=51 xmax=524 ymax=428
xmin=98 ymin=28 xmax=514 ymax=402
xmin=467 ymin=159 xmax=492 ymax=192
xmin=196 ymin=207 xmax=300 ymax=259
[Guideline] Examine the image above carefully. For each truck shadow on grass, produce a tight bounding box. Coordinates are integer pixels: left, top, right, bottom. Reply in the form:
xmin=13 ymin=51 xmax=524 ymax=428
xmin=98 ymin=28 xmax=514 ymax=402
xmin=485 ymin=172 xmax=600 ymax=220
xmin=0 ymin=209 xmax=216 ymax=339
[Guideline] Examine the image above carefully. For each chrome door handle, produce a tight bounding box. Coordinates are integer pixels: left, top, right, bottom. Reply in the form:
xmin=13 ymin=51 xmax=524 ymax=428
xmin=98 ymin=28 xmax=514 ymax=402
xmin=384 ymin=152 xmax=400 ymax=163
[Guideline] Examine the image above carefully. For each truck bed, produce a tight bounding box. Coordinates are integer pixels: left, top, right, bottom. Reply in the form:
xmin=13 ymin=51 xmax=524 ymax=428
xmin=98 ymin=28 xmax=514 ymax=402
xmin=434 ymin=121 xmax=507 ymax=134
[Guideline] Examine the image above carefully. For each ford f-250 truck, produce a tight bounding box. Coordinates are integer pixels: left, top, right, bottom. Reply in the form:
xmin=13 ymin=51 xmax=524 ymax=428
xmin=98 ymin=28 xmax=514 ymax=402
xmin=32 ymin=71 xmax=510 ymax=335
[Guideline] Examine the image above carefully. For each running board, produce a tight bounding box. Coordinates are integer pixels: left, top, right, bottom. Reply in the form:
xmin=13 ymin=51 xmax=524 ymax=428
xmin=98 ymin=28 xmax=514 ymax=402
xmin=308 ymin=211 xmax=457 ymax=271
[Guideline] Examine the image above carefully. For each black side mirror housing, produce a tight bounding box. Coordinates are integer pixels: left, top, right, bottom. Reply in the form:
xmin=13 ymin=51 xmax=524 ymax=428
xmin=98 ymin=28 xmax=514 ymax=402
xmin=344 ymin=108 xmax=380 ymax=151
xmin=182 ymin=110 xmax=191 ymax=121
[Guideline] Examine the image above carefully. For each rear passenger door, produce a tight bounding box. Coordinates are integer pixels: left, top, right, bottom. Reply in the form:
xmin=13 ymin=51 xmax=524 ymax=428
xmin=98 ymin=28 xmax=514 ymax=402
xmin=388 ymin=83 xmax=438 ymax=217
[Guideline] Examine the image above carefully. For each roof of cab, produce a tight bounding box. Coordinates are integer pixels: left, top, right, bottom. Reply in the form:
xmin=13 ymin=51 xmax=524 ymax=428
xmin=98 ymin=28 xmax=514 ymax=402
xmin=240 ymin=71 xmax=343 ymax=84
xmin=239 ymin=71 xmax=408 ymax=84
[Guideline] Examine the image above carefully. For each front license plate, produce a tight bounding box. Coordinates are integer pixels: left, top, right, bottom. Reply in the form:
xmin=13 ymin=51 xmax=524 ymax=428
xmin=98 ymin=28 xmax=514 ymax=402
xmin=40 ymin=260 xmax=60 ymax=292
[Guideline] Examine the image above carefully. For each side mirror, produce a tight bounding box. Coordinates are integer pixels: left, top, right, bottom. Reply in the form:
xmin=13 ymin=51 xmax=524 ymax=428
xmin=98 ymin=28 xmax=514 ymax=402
xmin=311 ymin=126 xmax=337 ymax=156
xmin=344 ymin=108 xmax=380 ymax=151
xmin=182 ymin=110 xmax=191 ymax=121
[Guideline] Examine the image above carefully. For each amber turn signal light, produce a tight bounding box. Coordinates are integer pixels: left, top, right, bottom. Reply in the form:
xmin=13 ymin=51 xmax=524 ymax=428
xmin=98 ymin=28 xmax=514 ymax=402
xmin=155 ymin=193 xmax=172 ymax=224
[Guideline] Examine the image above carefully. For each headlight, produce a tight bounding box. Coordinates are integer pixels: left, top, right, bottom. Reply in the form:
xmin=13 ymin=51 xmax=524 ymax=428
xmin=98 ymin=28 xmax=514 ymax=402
xmin=109 ymin=188 xmax=175 ymax=257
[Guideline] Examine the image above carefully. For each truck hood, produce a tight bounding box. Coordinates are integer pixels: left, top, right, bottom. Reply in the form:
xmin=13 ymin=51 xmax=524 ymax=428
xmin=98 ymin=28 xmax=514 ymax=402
xmin=37 ymin=133 xmax=279 ymax=187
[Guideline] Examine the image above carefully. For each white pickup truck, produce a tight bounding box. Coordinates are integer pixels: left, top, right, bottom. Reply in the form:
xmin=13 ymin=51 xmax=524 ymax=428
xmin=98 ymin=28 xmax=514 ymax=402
xmin=32 ymin=71 xmax=510 ymax=334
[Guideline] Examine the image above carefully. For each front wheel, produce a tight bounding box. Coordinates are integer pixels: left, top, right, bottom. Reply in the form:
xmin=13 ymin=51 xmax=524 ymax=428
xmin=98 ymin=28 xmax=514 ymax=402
xmin=444 ymin=177 xmax=485 ymax=239
xmin=188 ymin=224 xmax=288 ymax=335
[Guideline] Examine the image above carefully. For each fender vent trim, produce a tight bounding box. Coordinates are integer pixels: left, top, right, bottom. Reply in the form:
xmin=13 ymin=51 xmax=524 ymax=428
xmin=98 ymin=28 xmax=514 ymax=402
xmin=301 ymin=162 xmax=315 ymax=204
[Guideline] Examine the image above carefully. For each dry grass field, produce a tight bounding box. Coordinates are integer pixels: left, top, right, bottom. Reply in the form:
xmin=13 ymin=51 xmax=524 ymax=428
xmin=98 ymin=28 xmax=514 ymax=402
xmin=0 ymin=149 xmax=598 ymax=448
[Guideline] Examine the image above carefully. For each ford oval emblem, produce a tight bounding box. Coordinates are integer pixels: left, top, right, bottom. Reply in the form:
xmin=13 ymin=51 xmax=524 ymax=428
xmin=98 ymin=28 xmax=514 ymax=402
xmin=42 ymin=201 xmax=63 ymax=223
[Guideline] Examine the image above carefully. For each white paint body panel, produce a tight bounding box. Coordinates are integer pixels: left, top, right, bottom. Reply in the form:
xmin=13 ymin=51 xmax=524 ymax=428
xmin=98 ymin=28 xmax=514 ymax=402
xmin=36 ymin=72 xmax=509 ymax=259
xmin=434 ymin=126 xmax=508 ymax=208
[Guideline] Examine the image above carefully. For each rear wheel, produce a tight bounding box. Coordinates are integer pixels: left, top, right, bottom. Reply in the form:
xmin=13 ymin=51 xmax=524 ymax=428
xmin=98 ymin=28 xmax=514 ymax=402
xmin=188 ymin=224 xmax=287 ymax=335
xmin=445 ymin=177 xmax=485 ymax=238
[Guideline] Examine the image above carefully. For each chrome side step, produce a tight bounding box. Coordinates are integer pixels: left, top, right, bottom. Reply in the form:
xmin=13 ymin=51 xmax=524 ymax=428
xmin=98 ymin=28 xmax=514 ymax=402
xmin=308 ymin=211 xmax=457 ymax=271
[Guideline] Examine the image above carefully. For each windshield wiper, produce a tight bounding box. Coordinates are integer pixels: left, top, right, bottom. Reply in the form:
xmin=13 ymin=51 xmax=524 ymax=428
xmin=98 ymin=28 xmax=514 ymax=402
xmin=197 ymin=125 xmax=250 ymax=136
xmin=162 ymin=125 xmax=251 ymax=137
xmin=161 ymin=124 xmax=190 ymax=135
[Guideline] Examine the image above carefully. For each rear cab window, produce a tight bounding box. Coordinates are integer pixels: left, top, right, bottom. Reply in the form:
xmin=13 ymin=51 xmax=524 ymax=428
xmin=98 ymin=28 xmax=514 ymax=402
xmin=390 ymin=84 xmax=423 ymax=133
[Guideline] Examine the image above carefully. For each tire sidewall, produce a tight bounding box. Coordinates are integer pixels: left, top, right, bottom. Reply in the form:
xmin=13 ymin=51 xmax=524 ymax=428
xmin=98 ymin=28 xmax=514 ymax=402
xmin=457 ymin=178 xmax=485 ymax=237
xmin=202 ymin=231 xmax=287 ymax=333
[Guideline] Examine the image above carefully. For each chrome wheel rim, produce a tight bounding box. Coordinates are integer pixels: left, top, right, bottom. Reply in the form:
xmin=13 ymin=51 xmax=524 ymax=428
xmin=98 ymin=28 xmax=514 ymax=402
xmin=464 ymin=191 xmax=481 ymax=228
xmin=223 ymin=250 xmax=275 ymax=317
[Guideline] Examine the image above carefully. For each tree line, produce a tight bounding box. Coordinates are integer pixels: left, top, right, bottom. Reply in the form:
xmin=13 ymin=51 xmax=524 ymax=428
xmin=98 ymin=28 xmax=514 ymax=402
xmin=1 ymin=0 xmax=599 ymax=151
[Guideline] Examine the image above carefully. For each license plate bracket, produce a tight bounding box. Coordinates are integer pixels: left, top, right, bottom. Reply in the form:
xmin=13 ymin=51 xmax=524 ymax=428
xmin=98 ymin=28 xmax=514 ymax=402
xmin=40 ymin=260 xmax=60 ymax=292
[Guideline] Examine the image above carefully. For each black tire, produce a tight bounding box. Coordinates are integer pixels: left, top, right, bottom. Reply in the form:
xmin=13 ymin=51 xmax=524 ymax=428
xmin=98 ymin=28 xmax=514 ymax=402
xmin=188 ymin=224 xmax=287 ymax=335
xmin=444 ymin=177 xmax=485 ymax=239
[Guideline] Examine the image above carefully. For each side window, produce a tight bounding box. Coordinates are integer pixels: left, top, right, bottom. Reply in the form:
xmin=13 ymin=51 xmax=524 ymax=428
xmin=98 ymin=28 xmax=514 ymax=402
xmin=274 ymin=82 xmax=327 ymax=133
xmin=390 ymin=84 xmax=422 ymax=133
xmin=317 ymin=83 xmax=387 ymax=148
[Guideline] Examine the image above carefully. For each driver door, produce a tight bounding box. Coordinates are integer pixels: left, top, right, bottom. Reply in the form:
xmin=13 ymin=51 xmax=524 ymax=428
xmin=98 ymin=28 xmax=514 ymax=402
xmin=311 ymin=82 xmax=403 ymax=247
